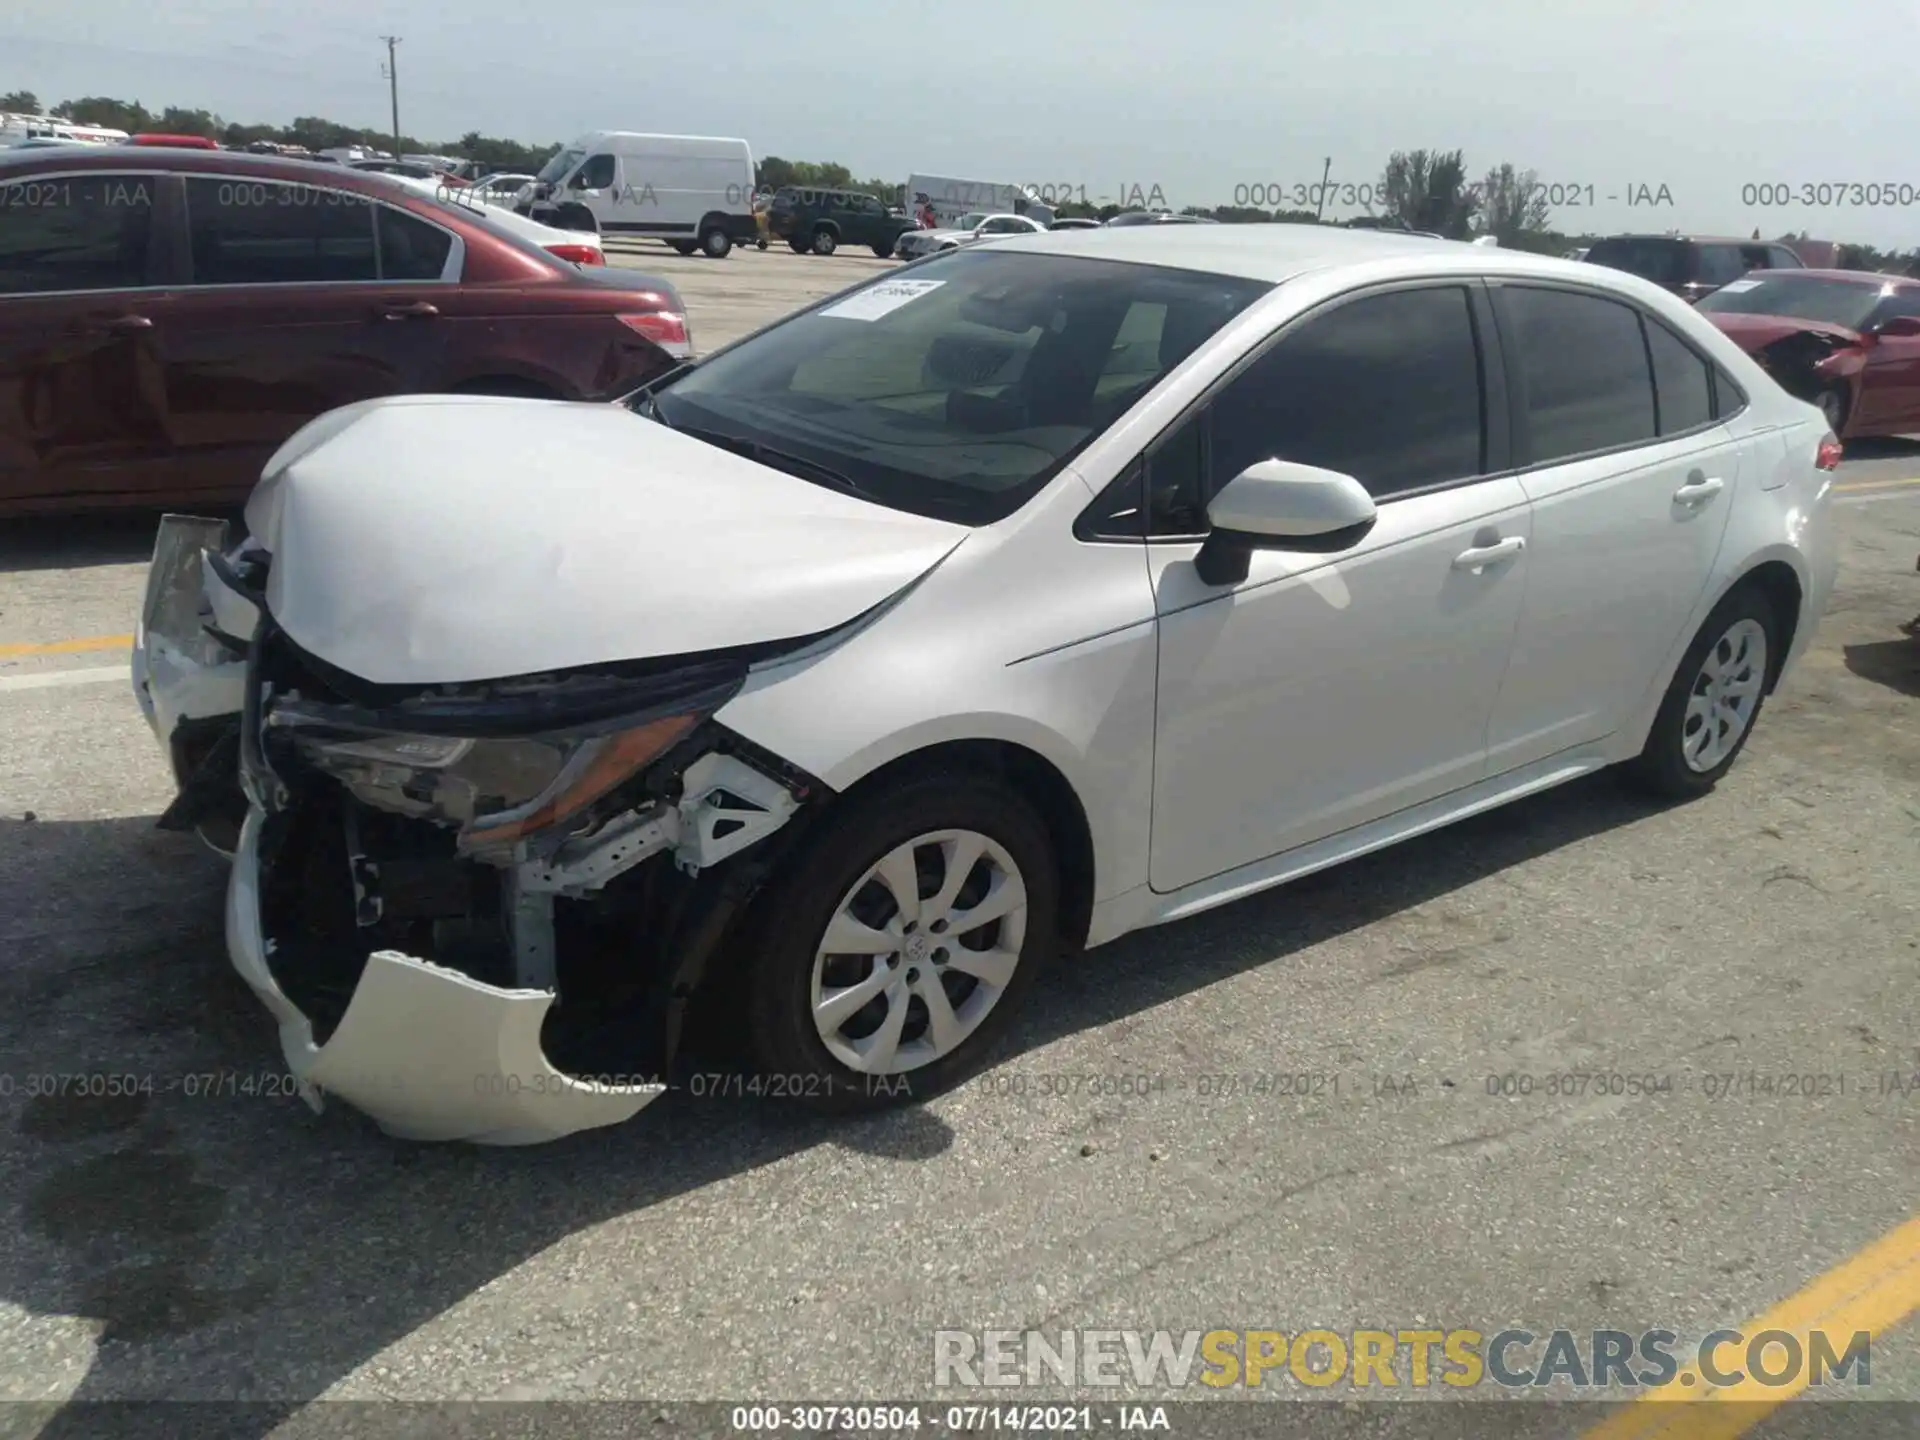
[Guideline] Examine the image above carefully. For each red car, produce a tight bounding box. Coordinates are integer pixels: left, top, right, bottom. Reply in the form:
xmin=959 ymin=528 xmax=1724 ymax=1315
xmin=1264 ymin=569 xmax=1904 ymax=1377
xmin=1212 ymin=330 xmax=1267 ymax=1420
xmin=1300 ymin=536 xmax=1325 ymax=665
xmin=1695 ymin=269 xmax=1920 ymax=437
xmin=0 ymin=147 xmax=690 ymax=516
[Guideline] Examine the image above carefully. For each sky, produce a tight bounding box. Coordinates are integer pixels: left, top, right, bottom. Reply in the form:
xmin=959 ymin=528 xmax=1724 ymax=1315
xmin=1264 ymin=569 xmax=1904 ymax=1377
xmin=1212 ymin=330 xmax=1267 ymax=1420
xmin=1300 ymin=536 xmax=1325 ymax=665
xmin=7 ymin=0 xmax=1920 ymax=246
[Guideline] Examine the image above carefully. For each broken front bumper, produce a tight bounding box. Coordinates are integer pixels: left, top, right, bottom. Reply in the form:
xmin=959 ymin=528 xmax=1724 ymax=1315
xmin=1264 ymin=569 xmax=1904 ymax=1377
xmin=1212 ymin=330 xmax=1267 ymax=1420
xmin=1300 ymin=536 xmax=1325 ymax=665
xmin=226 ymin=805 xmax=666 ymax=1145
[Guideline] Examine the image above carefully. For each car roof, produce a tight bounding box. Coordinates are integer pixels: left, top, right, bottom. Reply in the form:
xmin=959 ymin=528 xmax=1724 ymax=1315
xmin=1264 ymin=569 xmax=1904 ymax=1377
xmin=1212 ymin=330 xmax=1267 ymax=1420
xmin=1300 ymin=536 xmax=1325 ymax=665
xmin=1769 ymin=268 xmax=1917 ymax=287
xmin=0 ymin=146 xmax=384 ymax=182
xmin=986 ymin=221 xmax=1582 ymax=284
xmin=1592 ymin=234 xmax=1782 ymax=246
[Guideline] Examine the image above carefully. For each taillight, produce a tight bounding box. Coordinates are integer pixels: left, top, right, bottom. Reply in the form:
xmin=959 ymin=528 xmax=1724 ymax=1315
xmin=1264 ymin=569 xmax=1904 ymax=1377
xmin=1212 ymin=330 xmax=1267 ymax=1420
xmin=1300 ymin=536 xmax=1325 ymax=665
xmin=547 ymin=243 xmax=604 ymax=265
xmin=1815 ymin=432 xmax=1843 ymax=471
xmin=618 ymin=311 xmax=689 ymax=347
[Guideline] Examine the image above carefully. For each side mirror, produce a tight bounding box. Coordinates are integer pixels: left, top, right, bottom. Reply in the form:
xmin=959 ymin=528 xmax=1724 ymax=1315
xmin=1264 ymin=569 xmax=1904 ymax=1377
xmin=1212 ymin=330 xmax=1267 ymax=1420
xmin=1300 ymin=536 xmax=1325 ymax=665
xmin=1874 ymin=314 xmax=1920 ymax=338
xmin=1194 ymin=460 xmax=1378 ymax=586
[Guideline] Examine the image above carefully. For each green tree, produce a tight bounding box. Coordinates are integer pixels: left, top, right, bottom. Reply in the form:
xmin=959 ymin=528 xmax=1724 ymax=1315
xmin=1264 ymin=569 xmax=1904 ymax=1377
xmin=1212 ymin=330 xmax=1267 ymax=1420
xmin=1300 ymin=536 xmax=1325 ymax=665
xmin=52 ymin=96 xmax=153 ymax=131
xmin=0 ymin=90 xmax=40 ymax=113
xmin=155 ymin=106 xmax=220 ymax=138
xmin=1475 ymin=163 xmax=1551 ymax=247
xmin=1378 ymin=148 xmax=1477 ymax=238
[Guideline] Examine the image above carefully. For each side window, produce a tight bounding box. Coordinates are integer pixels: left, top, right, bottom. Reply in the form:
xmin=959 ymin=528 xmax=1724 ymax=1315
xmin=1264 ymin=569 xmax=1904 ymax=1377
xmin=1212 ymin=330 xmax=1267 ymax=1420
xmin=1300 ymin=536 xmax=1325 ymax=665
xmin=376 ymin=205 xmax=454 ymax=280
xmin=1206 ymin=286 xmax=1485 ymax=501
xmin=0 ymin=172 xmax=155 ymax=294
xmin=1643 ymin=319 xmax=1714 ymax=435
xmin=1146 ymin=409 xmax=1207 ymax=535
xmin=1712 ymin=367 xmax=1747 ymax=421
xmin=1767 ymin=245 xmax=1803 ymax=270
xmin=574 ymin=154 xmax=615 ymax=189
xmin=1696 ymin=245 xmax=1746 ymax=285
xmin=184 ymin=177 xmax=376 ymax=284
xmin=1500 ymin=286 xmax=1656 ymax=462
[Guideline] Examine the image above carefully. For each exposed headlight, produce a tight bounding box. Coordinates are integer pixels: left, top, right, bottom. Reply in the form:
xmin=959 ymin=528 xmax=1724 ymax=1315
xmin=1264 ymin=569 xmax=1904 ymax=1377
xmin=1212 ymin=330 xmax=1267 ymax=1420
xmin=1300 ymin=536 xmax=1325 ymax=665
xmin=266 ymin=697 xmax=712 ymax=854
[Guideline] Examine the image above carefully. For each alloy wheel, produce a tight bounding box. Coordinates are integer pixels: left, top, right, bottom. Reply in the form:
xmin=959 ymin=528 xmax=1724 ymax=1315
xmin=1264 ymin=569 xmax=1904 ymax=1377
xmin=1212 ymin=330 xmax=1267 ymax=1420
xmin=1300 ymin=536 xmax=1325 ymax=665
xmin=809 ymin=829 xmax=1028 ymax=1075
xmin=1682 ymin=617 xmax=1768 ymax=772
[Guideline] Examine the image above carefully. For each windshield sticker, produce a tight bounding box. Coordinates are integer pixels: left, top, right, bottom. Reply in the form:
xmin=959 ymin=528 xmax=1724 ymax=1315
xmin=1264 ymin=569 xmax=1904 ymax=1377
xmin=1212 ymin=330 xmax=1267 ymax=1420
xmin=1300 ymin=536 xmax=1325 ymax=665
xmin=1716 ymin=279 xmax=1763 ymax=293
xmin=820 ymin=279 xmax=946 ymax=321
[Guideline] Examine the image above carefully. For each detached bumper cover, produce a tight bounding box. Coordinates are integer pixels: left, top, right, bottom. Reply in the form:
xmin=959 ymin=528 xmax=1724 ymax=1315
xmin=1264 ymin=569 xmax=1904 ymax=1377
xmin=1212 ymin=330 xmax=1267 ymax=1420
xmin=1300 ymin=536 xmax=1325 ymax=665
xmin=226 ymin=808 xmax=666 ymax=1145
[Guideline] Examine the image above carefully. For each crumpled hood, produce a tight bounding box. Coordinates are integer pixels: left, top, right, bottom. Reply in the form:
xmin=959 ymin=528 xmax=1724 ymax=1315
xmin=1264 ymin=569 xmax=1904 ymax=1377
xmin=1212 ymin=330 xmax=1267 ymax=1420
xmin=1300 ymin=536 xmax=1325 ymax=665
xmin=245 ymin=395 xmax=967 ymax=686
xmin=1704 ymin=312 xmax=1865 ymax=353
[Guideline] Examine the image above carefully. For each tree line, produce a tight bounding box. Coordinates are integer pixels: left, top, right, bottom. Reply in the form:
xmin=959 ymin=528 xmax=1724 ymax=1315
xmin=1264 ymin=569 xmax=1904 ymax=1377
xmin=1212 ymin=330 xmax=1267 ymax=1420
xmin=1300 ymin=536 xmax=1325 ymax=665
xmin=5 ymin=91 xmax=1915 ymax=273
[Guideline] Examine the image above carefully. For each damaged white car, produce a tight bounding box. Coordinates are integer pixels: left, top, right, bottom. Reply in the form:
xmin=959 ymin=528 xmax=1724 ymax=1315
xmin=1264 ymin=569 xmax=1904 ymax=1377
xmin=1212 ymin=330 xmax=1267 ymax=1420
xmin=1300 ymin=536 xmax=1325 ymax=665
xmin=135 ymin=230 xmax=1838 ymax=1144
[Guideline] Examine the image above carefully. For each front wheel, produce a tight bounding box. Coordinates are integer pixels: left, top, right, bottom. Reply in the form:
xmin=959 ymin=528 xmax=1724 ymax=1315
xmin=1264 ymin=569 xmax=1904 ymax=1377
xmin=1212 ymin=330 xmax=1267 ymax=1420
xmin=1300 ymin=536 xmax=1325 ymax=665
xmin=1620 ymin=585 xmax=1777 ymax=799
xmin=871 ymin=243 xmax=894 ymax=258
xmin=741 ymin=772 xmax=1057 ymax=1113
xmin=669 ymin=239 xmax=698 ymax=256
xmin=700 ymin=225 xmax=732 ymax=259
xmin=810 ymin=226 xmax=838 ymax=256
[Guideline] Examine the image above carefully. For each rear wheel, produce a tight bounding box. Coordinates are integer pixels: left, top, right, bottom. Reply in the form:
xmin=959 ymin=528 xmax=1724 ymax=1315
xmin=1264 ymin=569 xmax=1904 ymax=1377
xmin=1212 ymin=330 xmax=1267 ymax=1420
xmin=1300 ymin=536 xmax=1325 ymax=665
xmin=788 ymin=237 xmax=809 ymax=254
xmin=1620 ymin=584 xmax=1777 ymax=799
xmin=871 ymin=243 xmax=894 ymax=258
xmin=741 ymin=772 xmax=1057 ymax=1113
xmin=810 ymin=226 xmax=838 ymax=256
xmin=553 ymin=203 xmax=596 ymax=233
xmin=700 ymin=225 xmax=732 ymax=259
xmin=669 ymin=239 xmax=698 ymax=256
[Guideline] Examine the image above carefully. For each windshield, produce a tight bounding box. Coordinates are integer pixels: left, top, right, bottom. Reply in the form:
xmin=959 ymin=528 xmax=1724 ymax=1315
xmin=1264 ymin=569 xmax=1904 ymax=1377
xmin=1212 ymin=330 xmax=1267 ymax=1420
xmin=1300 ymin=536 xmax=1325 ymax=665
xmin=642 ymin=247 xmax=1272 ymax=525
xmin=535 ymin=147 xmax=583 ymax=184
xmin=1584 ymin=237 xmax=1690 ymax=284
xmin=1696 ymin=275 xmax=1889 ymax=330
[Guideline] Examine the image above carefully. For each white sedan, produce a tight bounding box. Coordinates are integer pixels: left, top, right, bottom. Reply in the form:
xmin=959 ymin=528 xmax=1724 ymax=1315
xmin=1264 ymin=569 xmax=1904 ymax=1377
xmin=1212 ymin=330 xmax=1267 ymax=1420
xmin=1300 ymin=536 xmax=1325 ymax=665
xmin=379 ymin=172 xmax=606 ymax=266
xmin=894 ymin=211 xmax=1046 ymax=259
xmin=133 ymin=227 xmax=1839 ymax=1144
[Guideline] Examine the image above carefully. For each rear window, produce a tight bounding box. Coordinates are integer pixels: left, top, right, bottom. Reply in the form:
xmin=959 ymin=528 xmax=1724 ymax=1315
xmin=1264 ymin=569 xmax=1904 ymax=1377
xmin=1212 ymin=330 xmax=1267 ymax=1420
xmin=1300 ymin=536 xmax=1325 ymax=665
xmin=1585 ymin=238 xmax=1691 ymax=285
xmin=646 ymin=247 xmax=1272 ymax=526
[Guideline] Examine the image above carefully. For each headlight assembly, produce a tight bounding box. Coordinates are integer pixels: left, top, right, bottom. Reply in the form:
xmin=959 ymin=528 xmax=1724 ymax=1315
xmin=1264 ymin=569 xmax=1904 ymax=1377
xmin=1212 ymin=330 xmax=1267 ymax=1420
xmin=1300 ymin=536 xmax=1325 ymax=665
xmin=263 ymin=671 xmax=732 ymax=854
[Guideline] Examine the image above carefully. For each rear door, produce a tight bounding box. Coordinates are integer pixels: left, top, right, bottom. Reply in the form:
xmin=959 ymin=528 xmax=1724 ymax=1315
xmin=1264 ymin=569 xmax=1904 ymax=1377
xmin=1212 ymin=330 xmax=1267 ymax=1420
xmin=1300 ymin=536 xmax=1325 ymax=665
xmin=1485 ymin=284 xmax=1740 ymax=771
xmin=154 ymin=175 xmax=459 ymax=503
xmin=0 ymin=168 xmax=174 ymax=511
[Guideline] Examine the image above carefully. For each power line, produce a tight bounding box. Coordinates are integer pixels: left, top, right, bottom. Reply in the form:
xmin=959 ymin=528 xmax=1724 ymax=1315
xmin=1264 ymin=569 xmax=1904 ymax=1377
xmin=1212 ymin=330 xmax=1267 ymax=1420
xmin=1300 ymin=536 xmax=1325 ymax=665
xmin=379 ymin=35 xmax=400 ymax=157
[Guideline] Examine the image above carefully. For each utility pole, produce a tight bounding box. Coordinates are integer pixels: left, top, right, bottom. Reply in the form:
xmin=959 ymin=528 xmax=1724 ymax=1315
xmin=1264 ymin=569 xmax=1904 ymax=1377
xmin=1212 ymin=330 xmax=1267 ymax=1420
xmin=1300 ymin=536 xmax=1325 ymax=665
xmin=380 ymin=36 xmax=401 ymax=160
xmin=1313 ymin=156 xmax=1332 ymax=221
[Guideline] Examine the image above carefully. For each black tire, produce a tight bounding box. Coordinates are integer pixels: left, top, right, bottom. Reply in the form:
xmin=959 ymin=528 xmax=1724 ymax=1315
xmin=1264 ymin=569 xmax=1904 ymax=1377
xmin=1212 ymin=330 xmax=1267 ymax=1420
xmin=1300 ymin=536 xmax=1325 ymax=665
xmin=1815 ymin=384 xmax=1849 ymax=434
xmin=756 ymin=238 xmax=768 ymax=250
xmin=669 ymin=239 xmax=698 ymax=256
xmin=553 ymin=203 xmax=597 ymax=233
xmin=810 ymin=225 xmax=837 ymax=257
xmin=788 ymin=237 xmax=809 ymax=254
xmin=871 ymin=243 xmax=893 ymax=258
xmin=740 ymin=771 xmax=1058 ymax=1114
xmin=1619 ymin=583 xmax=1779 ymax=800
xmin=700 ymin=225 xmax=732 ymax=259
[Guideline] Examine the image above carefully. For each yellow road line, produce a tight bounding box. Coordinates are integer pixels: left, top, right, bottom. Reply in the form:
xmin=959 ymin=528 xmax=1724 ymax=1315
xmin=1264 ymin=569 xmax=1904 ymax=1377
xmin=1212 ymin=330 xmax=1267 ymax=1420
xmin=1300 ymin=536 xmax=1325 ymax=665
xmin=1833 ymin=476 xmax=1920 ymax=493
xmin=1581 ymin=1213 xmax=1920 ymax=1439
xmin=0 ymin=633 xmax=133 ymax=658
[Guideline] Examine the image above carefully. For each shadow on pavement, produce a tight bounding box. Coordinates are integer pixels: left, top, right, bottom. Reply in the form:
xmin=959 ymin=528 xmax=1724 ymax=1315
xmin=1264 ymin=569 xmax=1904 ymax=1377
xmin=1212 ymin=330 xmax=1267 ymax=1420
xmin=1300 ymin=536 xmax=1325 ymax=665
xmin=1843 ymin=638 xmax=1920 ymax=698
xmin=0 ymin=773 xmax=1666 ymax=1434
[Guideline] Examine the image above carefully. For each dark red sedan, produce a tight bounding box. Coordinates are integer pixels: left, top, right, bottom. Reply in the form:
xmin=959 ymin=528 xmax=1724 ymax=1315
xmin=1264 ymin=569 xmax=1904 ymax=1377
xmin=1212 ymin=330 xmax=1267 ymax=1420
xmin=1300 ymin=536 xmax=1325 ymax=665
xmin=1695 ymin=269 xmax=1920 ymax=437
xmin=0 ymin=147 xmax=690 ymax=516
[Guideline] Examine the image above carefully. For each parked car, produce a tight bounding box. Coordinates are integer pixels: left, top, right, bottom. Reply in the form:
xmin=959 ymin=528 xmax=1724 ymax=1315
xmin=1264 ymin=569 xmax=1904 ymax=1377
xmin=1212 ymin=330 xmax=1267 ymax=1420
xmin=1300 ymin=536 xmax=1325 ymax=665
xmin=469 ymin=171 xmax=536 ymax=207
xmin=770 ymin=186 xmax=917 ymax=257
xmin=521 ymin=132 xmax=756 ymax=257
xmin=893 ymin=211 xmax=1045 ymax=259
xmin=382 ymin=172 xmax=610 ymax=268
xmin=1584 ymin=234 xmax=1804 ymax=303
xmin=127 ymin=133 xmax=222 ymax=150
xmin=1049 ymin=217 xmax=1101 ymax=231
xmin=0 ymin=147 xmax=690 ymax=517
xmin=349 ymin=158 xmax=469 ymax=186
xmin=1695 ymin=269 xmax=1920 ymax=435
xmin=133 ymin=226 xmax=1837 ymax=1145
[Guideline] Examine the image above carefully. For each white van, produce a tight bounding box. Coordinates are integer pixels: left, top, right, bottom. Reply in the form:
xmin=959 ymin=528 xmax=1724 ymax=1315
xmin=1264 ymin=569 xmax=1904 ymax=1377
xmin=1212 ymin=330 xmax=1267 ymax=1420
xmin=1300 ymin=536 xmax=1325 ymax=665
xmin=523 ymin=132 xmax=757 ymax=258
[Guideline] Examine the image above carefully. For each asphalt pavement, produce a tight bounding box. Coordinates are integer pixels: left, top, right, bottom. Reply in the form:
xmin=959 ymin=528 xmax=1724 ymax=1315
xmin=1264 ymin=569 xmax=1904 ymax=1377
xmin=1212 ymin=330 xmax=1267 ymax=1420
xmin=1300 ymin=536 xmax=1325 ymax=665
xmin=0 ymin=247 xmax=1915 ymax=1436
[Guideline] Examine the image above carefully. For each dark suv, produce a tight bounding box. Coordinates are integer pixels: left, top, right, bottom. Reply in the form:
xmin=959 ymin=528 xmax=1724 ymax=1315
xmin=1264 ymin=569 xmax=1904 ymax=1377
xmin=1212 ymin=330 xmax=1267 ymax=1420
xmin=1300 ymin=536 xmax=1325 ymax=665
xmin=1584 ymin=234 xmax=1805 ymax=303
xmin=768 ymin=187 xmax=914 ymax=257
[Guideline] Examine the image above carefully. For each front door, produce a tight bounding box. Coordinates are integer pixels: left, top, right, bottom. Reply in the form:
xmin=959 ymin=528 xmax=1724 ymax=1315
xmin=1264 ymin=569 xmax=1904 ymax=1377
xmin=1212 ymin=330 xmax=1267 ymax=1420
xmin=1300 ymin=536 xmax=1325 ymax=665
xmin=156 ymin=176 xmax=455 ymax=503
xmin=1484 ymin=284 xmax=1739 ymax=770
xmin=0 ymin=168 xmax=174 ymax=510
xmin=1147 ymin=283 xmax=1529 ymax=893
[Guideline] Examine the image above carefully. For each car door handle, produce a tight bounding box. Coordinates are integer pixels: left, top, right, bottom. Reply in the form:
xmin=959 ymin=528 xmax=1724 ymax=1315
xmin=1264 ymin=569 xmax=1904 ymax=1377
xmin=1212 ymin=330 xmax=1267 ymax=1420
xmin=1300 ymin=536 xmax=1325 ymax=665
xmin=1452 ymin=536 xmax=1526 ymax=570
xmin=1674 ymin=475 xmax=1725 ymax=506
xmin=377 ymin=302 xmax=440 ymax=320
